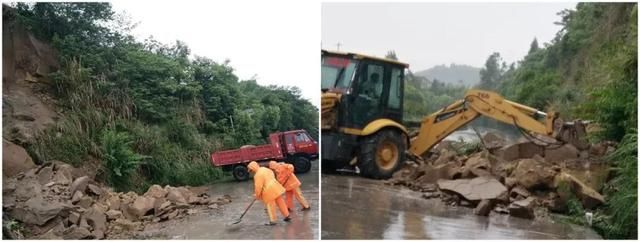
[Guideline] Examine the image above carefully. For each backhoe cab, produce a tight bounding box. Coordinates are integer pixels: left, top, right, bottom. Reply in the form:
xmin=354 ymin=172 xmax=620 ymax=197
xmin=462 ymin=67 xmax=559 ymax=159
xmin=321 ymin=50 xmax=410 ymax=178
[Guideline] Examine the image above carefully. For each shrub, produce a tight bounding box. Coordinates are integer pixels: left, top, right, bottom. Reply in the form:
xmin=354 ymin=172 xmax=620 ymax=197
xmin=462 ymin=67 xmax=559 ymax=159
xmin=101 ymin=129 xmax=146 ymax=191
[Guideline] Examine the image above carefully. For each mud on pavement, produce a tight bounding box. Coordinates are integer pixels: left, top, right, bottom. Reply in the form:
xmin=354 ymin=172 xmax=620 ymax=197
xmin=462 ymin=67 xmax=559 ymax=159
xmin=139 ymin=161 xmax=319 ymax=240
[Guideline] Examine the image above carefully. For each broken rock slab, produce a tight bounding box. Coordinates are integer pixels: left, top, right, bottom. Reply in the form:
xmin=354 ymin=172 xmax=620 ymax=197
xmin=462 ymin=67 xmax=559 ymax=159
xmin=62 ymin=225 xmax=92 ymax=240
xmin=129 ymin=196 xmax=156 ymax=218
xmin=144 ymin=184 xmax=167 ymax=199
xmin=544 ymin=144 xmax=579 ymax=162
xmin=511 ymin=158 xmax=557 ymax=190
xmin=437 ymin=176 xmax=507 ymax=201
xmin=10 ymin=196 xmax=68 ymax=226
xmin=508 ymin=197 xmax=537 ymax=219
xmin=69 ymin=176 xmax=90 ymax=195
xmin=554 ymin=172 xmax=605 ymax=209
xmin=3 ymin=140 xmax=36 ymax=178
xmin=415 ymin=163 xmax=460 ymax=184
xmin=474 ymin=199 xmax=494 ymax=216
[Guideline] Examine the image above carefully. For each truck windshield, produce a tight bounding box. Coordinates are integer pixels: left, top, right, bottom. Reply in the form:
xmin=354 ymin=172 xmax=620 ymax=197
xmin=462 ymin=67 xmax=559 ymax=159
xmin=322 ymin=56 xmax=358 ymax=90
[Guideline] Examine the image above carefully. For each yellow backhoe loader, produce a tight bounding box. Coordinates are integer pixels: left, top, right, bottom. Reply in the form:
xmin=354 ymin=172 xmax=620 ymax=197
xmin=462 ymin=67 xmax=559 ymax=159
xmin=321 ymin=49 xmax=586 ymax=179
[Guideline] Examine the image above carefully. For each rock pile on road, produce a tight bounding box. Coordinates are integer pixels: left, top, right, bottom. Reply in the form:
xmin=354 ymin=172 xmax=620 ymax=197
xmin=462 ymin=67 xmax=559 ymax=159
xmin=3 ymin=161 xmax=232 ymax=239
xmin=387 ymin=132 xmax=614 ymax=220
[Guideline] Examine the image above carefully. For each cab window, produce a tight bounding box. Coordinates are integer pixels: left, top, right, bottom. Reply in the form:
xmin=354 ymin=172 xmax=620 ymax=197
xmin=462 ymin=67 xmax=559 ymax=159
xmin=388 ymin=68 xmax=403 ymax=109
xmin=358 ymin=64 xmax=384 ymax=101
xmin=285 ymin=134 xmax=293 ymax=144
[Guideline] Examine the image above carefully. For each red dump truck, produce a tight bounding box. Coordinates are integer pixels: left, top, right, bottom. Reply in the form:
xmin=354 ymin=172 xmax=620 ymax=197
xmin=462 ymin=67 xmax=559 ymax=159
xmin=211 ymin=129 xmax=318 ymax=181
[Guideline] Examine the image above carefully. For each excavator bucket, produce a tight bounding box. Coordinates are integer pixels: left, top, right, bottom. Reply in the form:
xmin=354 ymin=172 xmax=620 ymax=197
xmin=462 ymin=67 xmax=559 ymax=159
xmin=554 ymin=119 xmax=591 ymax=149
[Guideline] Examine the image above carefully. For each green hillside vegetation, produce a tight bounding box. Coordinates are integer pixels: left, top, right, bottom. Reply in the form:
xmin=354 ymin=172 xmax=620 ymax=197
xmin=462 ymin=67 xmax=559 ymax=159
xmin=402 ymin=3 xmax=637 ymax=239
xmin=12 ymin=3 xmax=318 ymax=192
xmin=414 ymin=63 xmax=481 ymax=87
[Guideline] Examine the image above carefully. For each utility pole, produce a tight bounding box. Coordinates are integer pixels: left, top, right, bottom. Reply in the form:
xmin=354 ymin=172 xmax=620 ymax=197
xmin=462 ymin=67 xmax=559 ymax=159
xmin=336 ymin=42 xmax=342 ymax=51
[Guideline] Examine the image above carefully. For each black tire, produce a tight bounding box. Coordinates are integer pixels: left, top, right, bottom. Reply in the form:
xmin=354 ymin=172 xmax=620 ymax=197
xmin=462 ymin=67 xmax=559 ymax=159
xmin=232 ymin=165 xmax=250 ymax=181
xmin=293 ymin=156 xmax=312 ymax=174
xmin=358 ymin=129 xmax=406 ymax=179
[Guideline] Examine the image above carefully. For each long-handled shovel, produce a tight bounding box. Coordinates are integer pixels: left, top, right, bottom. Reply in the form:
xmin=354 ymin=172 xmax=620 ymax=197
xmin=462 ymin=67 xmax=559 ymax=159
xmin=231 ymin=198 xmax=257 ymax=224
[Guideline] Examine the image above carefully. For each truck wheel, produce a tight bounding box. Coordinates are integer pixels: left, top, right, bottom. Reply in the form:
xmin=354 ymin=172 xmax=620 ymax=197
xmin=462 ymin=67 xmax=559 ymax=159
xmin=232 ymin=165 xmax=250 ymax=181
xmin=293 ymin=157 xmax=312 ymax=174
xmin=358 ymin=129 xmax=406 ymax=179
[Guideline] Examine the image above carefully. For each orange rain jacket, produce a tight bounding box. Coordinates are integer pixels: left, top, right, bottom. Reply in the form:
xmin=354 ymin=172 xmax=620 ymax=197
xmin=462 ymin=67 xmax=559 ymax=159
xmin=269 ymin=161 xmax=301 ymax=191
xmin=248 ymin=162 xmax=286 ymax=202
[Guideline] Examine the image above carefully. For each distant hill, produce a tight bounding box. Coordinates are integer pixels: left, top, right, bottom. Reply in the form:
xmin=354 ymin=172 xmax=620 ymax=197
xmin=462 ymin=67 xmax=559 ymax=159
xmin=414 ymin=64 xmax=480 ymax=87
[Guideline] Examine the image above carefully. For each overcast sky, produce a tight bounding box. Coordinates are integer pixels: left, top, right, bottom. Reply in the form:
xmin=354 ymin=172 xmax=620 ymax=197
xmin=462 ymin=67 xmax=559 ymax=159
xmin=322 ymin=2 xmax=577 ymax=71
xmin=111 ymin=1 xmax=318 ymax=104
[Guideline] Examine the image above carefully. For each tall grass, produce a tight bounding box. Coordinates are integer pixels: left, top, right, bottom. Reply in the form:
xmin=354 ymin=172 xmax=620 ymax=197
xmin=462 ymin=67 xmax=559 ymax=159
xmin=595 ymin=131 xmax=637 ymax=239
xmin=30 ymin=59 xmax=225 ymax=190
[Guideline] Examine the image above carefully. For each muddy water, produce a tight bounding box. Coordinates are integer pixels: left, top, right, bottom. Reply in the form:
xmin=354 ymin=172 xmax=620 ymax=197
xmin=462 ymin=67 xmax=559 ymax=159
xmin=321 ymin=174 xmax=602 ymax=240
xmin=142 ymin=162 xmax=319 ymax=239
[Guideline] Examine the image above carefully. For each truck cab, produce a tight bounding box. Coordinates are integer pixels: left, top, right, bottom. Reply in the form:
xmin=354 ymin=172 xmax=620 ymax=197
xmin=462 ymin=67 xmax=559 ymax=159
xmin=281 ymin=130 xmax=319 ymax=159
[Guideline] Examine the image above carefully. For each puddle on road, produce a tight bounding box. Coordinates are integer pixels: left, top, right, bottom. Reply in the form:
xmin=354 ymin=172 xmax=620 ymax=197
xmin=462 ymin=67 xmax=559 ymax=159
xmin=143 ymin=162 xmax=319 ymax=240
xmin=321 ymin=174 xmax=602 ymax=240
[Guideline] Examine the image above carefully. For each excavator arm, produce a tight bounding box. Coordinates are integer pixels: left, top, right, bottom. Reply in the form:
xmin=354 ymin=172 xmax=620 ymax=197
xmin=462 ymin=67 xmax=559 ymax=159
xmin=409 ymin=89 xmax=565 ymax=157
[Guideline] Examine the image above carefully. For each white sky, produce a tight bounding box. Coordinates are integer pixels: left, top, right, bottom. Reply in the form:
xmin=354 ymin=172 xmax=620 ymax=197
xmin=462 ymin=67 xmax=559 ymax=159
xmin=111 ymin=0 xmax=319 ymax=105
xmin=322 ymin=2 xmax=577 ymax=71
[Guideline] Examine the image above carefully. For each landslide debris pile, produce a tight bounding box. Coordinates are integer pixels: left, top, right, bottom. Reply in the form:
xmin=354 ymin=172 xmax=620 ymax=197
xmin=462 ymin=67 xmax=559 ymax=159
xmin=2 ymin=162 xmax=232 ymax=239
xmin=387 ymin=132 xmax=615 ymax=220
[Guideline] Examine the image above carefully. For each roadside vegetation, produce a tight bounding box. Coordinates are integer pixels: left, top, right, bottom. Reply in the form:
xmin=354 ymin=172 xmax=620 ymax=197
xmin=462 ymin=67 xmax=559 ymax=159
xmin=12 ymin=3 xmax=318 ymax=192
xmin=401 ymin=3 xmax=637 ymax=239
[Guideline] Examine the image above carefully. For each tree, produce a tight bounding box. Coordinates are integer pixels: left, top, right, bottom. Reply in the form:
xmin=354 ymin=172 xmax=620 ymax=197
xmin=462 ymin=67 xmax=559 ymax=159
xmin=385 ymin=50 xmax=398 ymax=60
xmin=478 ymin=52 xmax=504 ymax=90
xmin=528 ymin=38 xmax=540 ymax=54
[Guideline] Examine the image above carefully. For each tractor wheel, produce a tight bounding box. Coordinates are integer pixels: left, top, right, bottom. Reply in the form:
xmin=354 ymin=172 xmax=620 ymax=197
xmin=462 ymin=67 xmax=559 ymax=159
xmin=293 ymin=156 xmax=312 ymax=174
xmin=358 ymin=129 xmax=406 ymax=179
xmin=232 ymin=165 xmax=250 ymax=181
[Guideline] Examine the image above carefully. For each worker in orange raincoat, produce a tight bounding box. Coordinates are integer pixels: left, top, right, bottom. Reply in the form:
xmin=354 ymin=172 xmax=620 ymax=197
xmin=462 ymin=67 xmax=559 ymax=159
xmin=269 ymin=161 xmax=310 ymax=211
xmin=247 ymin=161 xmax=291 ymax=225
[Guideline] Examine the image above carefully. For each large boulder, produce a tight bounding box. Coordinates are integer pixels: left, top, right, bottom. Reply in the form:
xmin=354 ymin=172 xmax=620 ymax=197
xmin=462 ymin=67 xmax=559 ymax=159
xmin=62 ymin=225 xmax=92 ymax=240
xmin=144 ymin=184 xmax=167 ymax=199
xmin=415 ymin=163 xmax=460 ymax=184
xmin=474 ymin=199 xmax=494 ymax=216
xmin=508 ymin=197 xmax=537 ymax=219
xmin=462 ymin=153 xmax=492 ymax=178
xmin=83 ymin=206 xmax=107 ymax=239
xmin=166 ymin=187 xmax=187 ymax=204
xmin=544 ymin=144 xmax=579 ymax=162
xmin=433 ymin=149 xmax=457 ymax=166
xmin=554 ymin=172 xmax=605 ymax=209
xmin=493 ymin=143 xmax=520 ymax=161
xmin=493 ymin=141 xmax=545 ymax=161
xmin=511 ymin=158 xmax=557 ymax=190
xmin=437 ymin=177 xmax=507 ymax=201
xmin=13 ymin=177 xmax=42 ymax=202
xmin=10 ymin=196 xmax=67 ymax=226
xmin=106 ymin=193 xmax=121 ymax=211
xmin=482 ymin=132 xmax=506 ymax=150
xmin=36 ymin=165 xmax=54 ymax=185
xmin=129 ymin=196 xmax=156 ymax=218
xmin=3 ymin=140 xmax=36 ymax=177
xmin=69 ymin=176 xmax=90 ymax=195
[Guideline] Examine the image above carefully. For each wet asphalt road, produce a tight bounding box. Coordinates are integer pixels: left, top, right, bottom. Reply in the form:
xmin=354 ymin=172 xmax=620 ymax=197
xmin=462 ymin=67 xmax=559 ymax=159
xmin=143 ymin=161 xmax=319 ymax=239
xmin=321 ymin=174 xmax=602 ymax=240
